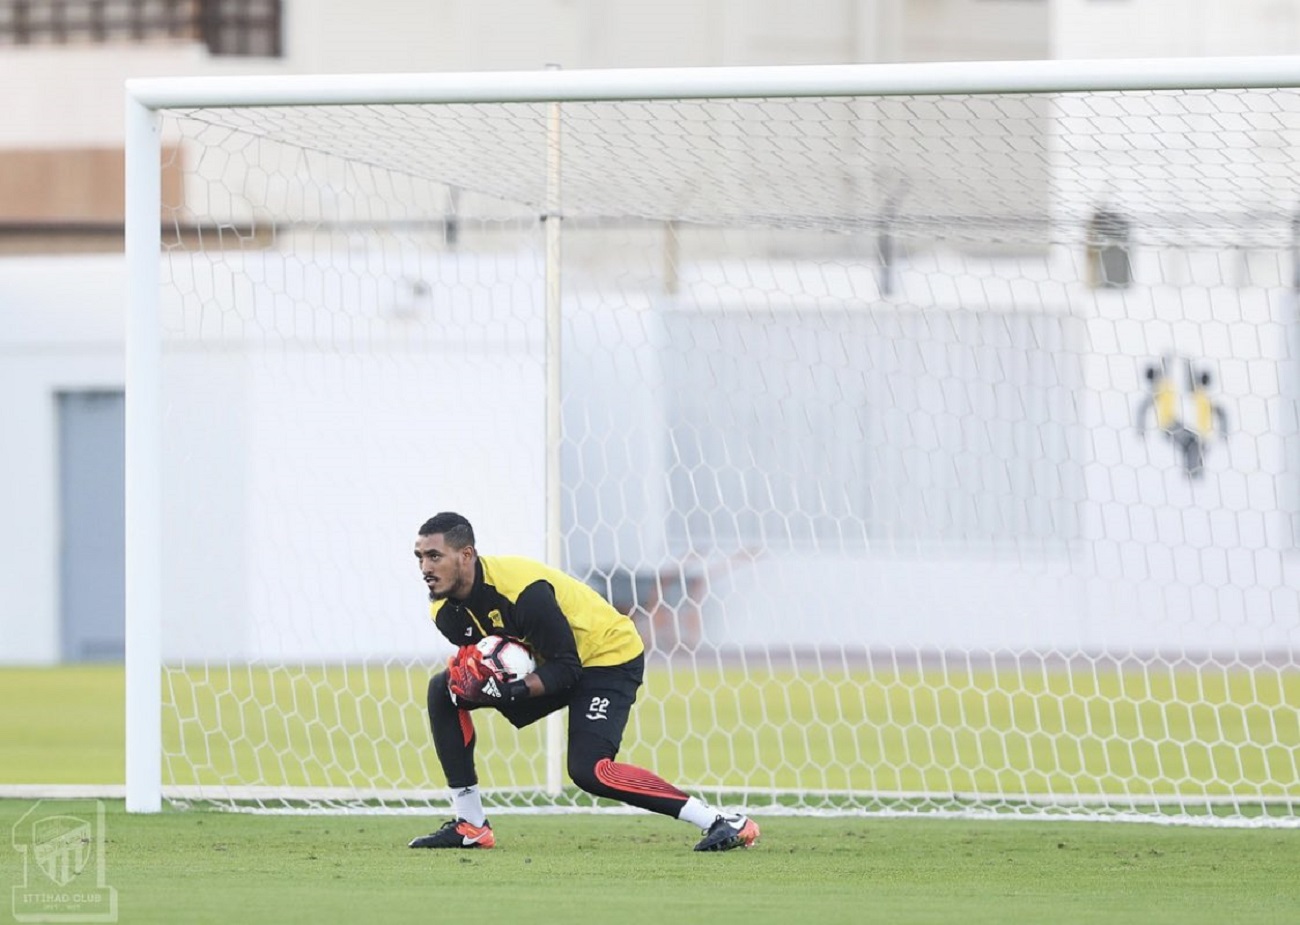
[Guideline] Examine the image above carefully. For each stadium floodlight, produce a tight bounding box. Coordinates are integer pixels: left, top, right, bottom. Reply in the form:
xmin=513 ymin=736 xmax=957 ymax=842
xmin=125 ymin=58 xmax=1300 ymax=824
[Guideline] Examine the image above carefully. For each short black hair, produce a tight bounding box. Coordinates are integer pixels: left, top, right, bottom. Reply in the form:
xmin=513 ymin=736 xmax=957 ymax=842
xmin=418 ymin=512 xmax=475 ymax=549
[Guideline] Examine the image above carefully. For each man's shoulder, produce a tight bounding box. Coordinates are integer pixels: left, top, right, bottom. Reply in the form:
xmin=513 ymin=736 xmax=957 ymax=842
xmin=480 ymin=555 xmax=553 ymax=592
xmin=482 ymin=555 xmax=595 ymax=598
xmin=480 ymin=554 xmax=547 ymax=578
xmin=480 ymin=554 xmax=544 ymax=567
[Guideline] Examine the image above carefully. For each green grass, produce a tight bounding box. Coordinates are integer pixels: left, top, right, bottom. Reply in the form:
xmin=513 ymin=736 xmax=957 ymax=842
xmin=4 ymin=663 xmax=1297 ymax=809
xmin=1 ymin=665 xmax=1298 ymax=924
xmin=2 ymin=665 xmax=126 ymax=783
xmin=0 ymin=801 xmax=1297 ymax=925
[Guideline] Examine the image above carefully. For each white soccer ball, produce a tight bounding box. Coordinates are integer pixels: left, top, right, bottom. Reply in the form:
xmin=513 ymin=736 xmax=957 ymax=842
xmin=475 ymin=635 xmax=536 ymax=681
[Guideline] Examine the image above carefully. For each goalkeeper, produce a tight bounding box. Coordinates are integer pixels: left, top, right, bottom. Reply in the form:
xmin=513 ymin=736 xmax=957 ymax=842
xmin=407 ymin=511 xmax=759 ymax=852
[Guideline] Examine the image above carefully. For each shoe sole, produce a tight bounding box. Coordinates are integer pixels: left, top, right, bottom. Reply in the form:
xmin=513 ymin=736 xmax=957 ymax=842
xmin=408 ymin=839 xmax=494 ymax=849
xmin=408 ymin=829 xmax=496 ymax=849
xmin=695 ymin=820 xmax=760 ymax=852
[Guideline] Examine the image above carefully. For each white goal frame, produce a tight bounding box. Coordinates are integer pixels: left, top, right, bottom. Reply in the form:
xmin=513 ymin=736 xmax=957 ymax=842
xmin=124 ymin=56 xmax=1300 ymax=816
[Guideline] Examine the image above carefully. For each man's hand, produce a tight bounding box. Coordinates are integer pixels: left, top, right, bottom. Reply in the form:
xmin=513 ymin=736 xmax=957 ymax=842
xmin=447 ymin=646 xmax=485 ymax=700
xmin=448 ymin=646 xmax=527 ymax=705
xmin=447 ymin=644 xmax=478 ymax=676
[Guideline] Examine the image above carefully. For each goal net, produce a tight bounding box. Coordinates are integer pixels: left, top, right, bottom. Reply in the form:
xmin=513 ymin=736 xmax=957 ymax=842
xmin=125 ymin=62 xmax=1300 ymax=825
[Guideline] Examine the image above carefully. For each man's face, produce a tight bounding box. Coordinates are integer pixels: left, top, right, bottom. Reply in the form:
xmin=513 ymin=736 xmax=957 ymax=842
xmin=414 ymin=533 xmax=475 ymax=601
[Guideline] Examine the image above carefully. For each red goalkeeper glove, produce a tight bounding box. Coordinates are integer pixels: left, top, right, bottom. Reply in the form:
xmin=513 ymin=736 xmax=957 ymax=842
xmin=447 ymin=646 xmax=479 ymax=701
xmin=448 ymin=646 xmax=527 ymax=705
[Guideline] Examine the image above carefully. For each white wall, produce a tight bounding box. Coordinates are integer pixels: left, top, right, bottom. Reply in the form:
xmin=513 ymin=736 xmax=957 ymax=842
xmin=156 ymin=249 xmax=548 ymax=663
xmin=659 ymin=254 xmax=1300 ymax=654
xmin=0 ymin=257 xmax=125 ymax=662
xmin=4 ymin=244 xmax=1299 ymax=663
xmin=899 ymin=0 xmax=1048 ymax=62
xmin=0 ymin=247 xmax=552 ymax=664
xmin=1053 ymin=0 xmax=1300 ymax=58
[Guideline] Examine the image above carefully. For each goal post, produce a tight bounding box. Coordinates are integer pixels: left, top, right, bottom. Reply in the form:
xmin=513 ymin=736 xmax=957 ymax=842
xmin=125 ymin=58 xmax=1300 ymax=824
xmin=124 ymin=93 xmax=163 ymax=814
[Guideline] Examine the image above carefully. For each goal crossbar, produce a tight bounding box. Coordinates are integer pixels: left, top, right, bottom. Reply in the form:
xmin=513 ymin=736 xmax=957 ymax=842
xmin=126 ymin=55 xmax=1300 ymax=110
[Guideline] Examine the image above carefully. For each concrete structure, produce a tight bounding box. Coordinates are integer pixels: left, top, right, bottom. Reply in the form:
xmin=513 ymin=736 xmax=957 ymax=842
xmin=5 ymin=1 xmax=1300 ymax=662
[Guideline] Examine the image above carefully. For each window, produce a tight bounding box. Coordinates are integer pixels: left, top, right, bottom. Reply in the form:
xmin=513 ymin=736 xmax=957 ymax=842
xmin=200 ymin=0 xmax=280 ymax=56
xmin=0 ymin=1 xmax=281 ymax=57
xmin=1087 ymin=208 xmax=1134 ymax=289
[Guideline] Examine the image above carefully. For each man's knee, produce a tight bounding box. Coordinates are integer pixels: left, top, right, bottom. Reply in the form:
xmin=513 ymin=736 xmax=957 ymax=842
xmin=427 ymin=671 xmax=455 ymax=720
xmin=567 ymin=734 xmax=617 ymax=796
xmin=567 ymin=753 xmax=602 ymax=795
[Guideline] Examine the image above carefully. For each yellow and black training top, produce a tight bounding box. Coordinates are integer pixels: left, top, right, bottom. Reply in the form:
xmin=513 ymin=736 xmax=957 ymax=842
xmin=429 ymin=555 xmax=644 ymax=694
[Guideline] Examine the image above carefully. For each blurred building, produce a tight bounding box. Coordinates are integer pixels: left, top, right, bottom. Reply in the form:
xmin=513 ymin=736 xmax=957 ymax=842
xmin=3 ymin=0 xmax=1300 ymax=663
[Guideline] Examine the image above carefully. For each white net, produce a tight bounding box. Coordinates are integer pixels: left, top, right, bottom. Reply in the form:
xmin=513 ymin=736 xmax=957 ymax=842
xmin=150 ymin=81 xmax=1299 ymax=824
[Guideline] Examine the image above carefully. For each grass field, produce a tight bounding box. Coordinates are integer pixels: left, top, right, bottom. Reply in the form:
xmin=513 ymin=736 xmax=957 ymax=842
xmin=1 ymin=665 xmax=1298 ymax=924
xmin=2 ymin=800 xmax=1298 ymax=924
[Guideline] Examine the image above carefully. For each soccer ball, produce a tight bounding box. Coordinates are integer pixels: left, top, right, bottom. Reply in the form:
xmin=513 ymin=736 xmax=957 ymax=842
xmin=475 ymin=636 xmax=535 ymax=681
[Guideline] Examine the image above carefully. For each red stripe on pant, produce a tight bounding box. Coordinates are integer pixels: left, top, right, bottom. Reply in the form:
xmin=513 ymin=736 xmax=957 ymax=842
xmin=594 ymin=758 xmax=689 ymax=801
xmin=458 ymin=708 xmax=475 ymax=747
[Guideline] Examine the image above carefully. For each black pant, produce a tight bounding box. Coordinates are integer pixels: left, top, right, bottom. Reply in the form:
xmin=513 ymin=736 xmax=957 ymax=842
xmin=427 ymin=654 xmax=692 ymax=817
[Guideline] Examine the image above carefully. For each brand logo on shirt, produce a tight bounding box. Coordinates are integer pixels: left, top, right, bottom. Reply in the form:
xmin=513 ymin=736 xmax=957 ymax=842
xmin=464 ymin=626 xmax=473 ymax=638
xmin=487 ymin=609 xmax=504 ymax=628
